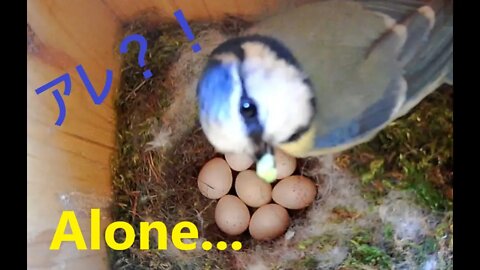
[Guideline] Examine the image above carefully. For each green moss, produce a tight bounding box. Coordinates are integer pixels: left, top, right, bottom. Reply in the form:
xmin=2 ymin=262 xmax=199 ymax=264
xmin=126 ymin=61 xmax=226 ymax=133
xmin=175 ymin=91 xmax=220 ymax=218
xmin=383 ymin=223 xmax=394 ymax=242
xmin=335 ymin=87 xmax=453 ymax=268
xmin=297 ymin=234 xmax=338 ymax=251
xmin=341 ymin=230 xmax=393 ymax=269
xmin=434 ymin=212 xmax=453 ymax=269
xmin=286 ymin=256 xmax=319 ymax=270
xmin=341 ymin=86 xmax=453 ymax=211
xmin=346 ymin=243 xmax=392 ymax=269
xmin=303 ymin=256 xmax=319 ymax=269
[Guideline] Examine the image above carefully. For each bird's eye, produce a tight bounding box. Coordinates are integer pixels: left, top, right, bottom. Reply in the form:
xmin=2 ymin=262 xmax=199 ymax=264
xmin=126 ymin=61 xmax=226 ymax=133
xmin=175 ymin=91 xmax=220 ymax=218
xmin=240 ymin=99 xmax=257 ymax=119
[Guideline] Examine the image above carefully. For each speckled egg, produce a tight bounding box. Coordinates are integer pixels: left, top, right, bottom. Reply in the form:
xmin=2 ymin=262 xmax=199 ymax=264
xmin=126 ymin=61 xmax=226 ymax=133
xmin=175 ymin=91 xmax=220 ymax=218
xmin=197 ymin=157 xmax=232 ymax=199
xmin=272 ymin=175 xmax=317 ymax=209
xmin=225 ymin=152 xmax=254 ymax=171
xmin=215 ymin=195 xmax=251 ymax=236
xmin=274 ymin=149 xmax=297 ymax=179
xmin=235 ymin=170 xmax=272 ymax=207
xmin=248 ymin=203 xmax=290 ymax=241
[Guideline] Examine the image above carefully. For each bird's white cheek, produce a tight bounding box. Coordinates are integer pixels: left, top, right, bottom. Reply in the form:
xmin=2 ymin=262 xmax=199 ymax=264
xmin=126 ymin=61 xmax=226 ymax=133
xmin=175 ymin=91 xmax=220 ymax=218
xmin=202 ymin=120 xmax=253 ymax=156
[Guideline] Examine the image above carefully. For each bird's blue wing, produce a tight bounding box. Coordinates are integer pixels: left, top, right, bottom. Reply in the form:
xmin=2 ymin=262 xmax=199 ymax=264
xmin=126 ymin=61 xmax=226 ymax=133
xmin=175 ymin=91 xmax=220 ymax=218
xmin=313 ymin=76 xmax=406 ymax=151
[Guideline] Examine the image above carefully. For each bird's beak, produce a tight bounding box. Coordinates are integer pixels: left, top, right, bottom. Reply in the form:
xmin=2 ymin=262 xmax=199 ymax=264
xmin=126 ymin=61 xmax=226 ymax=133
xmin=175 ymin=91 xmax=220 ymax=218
xmin=254 ymin=142 xmax=278 ymax=183
xmin=254 ymin=141 xmax=274 ymax=161
xmin=249 ymin=132 xmax=278 ymax=182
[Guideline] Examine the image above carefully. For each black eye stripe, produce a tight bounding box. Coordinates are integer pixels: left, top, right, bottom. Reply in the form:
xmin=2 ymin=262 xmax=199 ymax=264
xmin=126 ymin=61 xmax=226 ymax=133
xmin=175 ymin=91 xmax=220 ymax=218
xmin=238 ymin=68 xmax=264 ymax=139
xmin=240 ymin=97 xmax=263 ymax=140
xmin=235 ymin=56 xmax=267 ymax=144
xmin=284 ymin=96 xmax=316 ymax=143
xmin=286 ymin=126 xmax=309 ymax=142
xmin=238 ymin=66 xmax=257 ymax=120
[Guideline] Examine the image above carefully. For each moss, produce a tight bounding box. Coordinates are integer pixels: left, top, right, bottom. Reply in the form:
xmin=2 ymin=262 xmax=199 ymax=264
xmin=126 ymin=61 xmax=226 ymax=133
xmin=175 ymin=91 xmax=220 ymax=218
xmin=333 ymin=91 xmax=454 ymax=268
xmin=345 ymin=243 xmax=392 ymax=269
xmin=285 ymin=255 xmax=319 ymax=270
xmin=297 ymin=234 xmax=339 ymax=251
xmin=340 ymin=230 xmax=393 ymax=269
xmin=383 ymin=223 xmax=394 ymax=242
xmin=433 ymin=212 xmax=453 ymax=269
xmin=301 ymin=256 xmax=319 ymax=269
xmin=340 ymin=85 xmax=453 ymax=212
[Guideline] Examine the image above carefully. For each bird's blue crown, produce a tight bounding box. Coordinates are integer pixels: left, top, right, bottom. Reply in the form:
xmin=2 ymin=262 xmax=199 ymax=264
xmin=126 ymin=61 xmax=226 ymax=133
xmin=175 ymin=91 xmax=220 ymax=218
xmin=197 ymin=62 xmax=235 ymax=122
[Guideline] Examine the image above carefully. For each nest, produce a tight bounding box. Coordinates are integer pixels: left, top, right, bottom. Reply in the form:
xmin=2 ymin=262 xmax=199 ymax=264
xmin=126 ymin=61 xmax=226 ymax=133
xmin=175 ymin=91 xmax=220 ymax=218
xmin=109 ymin=15 xmax=453 ymax=270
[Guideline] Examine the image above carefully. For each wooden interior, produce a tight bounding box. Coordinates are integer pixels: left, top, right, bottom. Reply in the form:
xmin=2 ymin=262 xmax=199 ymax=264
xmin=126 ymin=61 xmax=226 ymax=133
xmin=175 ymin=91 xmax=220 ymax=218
xmin=27 ymin=0 xmax=310 ymax=268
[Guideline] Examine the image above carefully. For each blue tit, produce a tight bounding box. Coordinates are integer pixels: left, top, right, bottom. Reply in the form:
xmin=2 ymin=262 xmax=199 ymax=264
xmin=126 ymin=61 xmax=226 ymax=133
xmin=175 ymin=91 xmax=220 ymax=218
xmin=196 ymin=0 xmax=453 ymax=182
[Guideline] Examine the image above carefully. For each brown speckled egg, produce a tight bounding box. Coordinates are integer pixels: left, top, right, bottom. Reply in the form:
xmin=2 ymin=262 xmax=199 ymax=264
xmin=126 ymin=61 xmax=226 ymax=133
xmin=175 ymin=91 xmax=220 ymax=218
xmin=272 ymin=175 xmax=317 ymax=209
xmin=197 ymin=158 xmax=232 ymax=199
xmin=225 ymin=152 xmax=254 ymax=171
xmin=215 ymin=195 xmax=250 ymax=236
xmin=248 ymin=204 xmax=290 ymax=241
xmin=275 ymin=149 xmax=297 ymax=179
xmin=235 ymin=170 xmax=272 ymax=207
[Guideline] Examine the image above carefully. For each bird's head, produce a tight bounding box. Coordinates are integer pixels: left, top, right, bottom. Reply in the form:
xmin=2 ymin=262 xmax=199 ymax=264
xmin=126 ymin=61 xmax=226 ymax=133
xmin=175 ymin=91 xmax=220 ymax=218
xmin=196 ymin=35 xmax=316 ymax=181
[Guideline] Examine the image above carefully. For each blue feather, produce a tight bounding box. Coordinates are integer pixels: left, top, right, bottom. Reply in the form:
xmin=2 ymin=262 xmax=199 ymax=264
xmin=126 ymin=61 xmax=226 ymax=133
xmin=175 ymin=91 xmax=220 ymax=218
xmin=197 ymin=64 xmax=235 ymax=122
xmin=315 ymin=121 xmax=361 ymax=148
xmin=315 ymin=77 xmax=401 ymax=148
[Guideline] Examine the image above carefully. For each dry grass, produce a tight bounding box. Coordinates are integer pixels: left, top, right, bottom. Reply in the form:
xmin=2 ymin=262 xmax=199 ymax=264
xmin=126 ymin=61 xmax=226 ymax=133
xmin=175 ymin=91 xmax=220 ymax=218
xmin=109 ymin=17 xmax=256 ymax=269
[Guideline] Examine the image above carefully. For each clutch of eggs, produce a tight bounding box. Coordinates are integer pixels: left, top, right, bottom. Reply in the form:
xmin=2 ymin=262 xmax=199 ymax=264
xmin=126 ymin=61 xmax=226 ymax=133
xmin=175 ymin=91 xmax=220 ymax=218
xmin=196 ymin=149 xmax=317 ymax=241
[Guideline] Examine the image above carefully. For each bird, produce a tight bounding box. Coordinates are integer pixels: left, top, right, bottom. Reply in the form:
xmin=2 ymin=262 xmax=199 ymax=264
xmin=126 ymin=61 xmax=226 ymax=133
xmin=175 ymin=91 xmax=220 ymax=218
xmin=196 ymin=0 xmax=453 ymax=182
